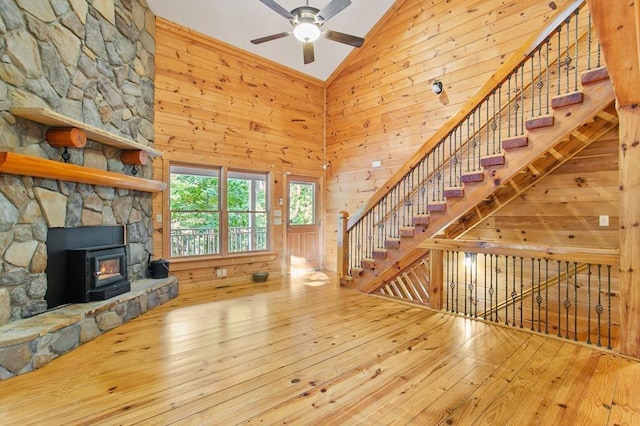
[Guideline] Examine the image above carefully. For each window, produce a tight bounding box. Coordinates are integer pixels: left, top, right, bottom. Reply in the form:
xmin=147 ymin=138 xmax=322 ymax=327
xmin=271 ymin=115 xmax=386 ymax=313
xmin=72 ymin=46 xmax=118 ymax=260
xmin=289 ymin=181 xmax=315 ymax=225
xmin=227 ymin=171 xmax=268 ymax=253
xmin=170 ymin=165 xmax=269 ymax=257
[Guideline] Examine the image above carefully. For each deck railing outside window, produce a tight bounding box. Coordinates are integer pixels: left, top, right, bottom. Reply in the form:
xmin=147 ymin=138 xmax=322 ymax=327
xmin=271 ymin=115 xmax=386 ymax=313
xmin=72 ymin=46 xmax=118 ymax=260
xmin=171 ymin=226 xmax=267 ymax=257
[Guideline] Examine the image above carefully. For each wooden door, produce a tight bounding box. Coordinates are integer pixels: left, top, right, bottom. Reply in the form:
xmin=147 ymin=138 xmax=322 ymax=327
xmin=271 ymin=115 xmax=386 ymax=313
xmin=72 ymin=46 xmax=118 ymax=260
xmin=286 ymin=175 xmax=320 ymax=271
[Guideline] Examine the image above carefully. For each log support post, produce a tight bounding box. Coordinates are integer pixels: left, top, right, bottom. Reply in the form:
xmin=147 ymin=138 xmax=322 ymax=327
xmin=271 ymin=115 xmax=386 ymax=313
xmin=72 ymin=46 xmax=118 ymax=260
xmin=618 ymin=107 xmax=640 ymax=358
xmin=337 ymin=211 xmax=349 ymax=282
xmin=428 ymin=249 xmax=444 ymax=310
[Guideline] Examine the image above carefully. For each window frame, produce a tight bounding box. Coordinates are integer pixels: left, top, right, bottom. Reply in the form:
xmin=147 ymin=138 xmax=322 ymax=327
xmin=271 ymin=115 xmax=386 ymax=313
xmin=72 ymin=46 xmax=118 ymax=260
xmin=168 ymin=163 xmax=270 ymax=259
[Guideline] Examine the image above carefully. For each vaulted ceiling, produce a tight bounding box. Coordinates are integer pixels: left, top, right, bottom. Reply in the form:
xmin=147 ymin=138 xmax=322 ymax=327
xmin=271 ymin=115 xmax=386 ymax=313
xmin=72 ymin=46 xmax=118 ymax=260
xmin=146 ymin=0 xmax=397 ymax=81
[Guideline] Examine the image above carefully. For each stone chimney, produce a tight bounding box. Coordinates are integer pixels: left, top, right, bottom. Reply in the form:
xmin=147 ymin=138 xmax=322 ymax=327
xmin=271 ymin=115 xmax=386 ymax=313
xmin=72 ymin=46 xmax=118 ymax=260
xmin=0 ymin=0 xmax=156 ymax=324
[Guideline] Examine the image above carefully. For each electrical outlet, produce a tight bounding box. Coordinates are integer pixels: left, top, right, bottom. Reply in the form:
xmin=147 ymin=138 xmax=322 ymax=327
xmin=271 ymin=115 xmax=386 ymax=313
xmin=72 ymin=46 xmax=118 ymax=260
xmin=216 ymin=269 xmax=224 ymax=277
xmin=599 ymin=215 xmax=609 ymax=227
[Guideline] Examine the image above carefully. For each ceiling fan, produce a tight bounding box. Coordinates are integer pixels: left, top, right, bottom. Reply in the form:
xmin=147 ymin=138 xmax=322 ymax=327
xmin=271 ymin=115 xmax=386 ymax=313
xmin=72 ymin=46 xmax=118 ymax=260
xmin=251 ymin=0 xmax=365 ymax=64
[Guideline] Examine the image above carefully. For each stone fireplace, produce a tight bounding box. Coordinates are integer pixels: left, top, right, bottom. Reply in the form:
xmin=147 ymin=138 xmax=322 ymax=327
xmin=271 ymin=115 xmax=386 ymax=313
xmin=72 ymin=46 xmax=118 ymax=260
xmin=0 ymin=0 xmax=158 ymax=326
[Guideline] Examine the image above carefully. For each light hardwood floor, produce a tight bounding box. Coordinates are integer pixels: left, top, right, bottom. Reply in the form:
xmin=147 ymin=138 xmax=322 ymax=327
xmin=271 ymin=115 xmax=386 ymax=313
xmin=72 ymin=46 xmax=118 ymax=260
xmin=1 ymin=272 xmax=639 ymax=425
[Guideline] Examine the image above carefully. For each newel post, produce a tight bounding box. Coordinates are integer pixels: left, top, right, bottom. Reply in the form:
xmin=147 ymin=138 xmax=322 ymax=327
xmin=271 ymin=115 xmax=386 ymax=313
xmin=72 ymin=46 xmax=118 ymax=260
xmin=337 ymin=211 xmax=349 ymax=280
xmin=428 ymin=249 xmax=444 ymax=310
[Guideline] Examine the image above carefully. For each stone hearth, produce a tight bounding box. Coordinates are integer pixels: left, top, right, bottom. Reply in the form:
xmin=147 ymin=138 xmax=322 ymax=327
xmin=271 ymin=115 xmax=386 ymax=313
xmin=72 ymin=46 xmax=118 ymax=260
xmin=0 ymin=276 xmax=178 ymax=380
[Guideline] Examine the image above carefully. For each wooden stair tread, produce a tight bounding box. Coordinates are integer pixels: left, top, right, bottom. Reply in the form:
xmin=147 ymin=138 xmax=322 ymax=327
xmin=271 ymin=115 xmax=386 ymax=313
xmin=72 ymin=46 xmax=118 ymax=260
xmin=551 ymin=91 xmax=584 ymax=109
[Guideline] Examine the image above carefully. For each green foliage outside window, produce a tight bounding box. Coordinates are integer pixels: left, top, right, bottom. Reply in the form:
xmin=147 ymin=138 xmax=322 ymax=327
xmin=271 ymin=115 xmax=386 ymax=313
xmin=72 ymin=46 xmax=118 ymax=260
xmin=289 ymin=182 xmax=315 ymax=225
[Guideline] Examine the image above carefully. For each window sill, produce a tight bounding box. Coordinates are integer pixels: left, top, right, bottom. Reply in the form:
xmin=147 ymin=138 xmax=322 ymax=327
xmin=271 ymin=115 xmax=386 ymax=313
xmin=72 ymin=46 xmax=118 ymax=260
xmin=169 ymin=251 xmax=278 ymax=265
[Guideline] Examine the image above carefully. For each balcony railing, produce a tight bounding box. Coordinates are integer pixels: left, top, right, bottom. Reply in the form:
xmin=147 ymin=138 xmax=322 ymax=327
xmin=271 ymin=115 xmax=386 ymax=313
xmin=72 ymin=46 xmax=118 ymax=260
xmin=171 ymin=227 xmax=266 ymax=257
xmin=378 ymin=239 xmax=620 ymax=352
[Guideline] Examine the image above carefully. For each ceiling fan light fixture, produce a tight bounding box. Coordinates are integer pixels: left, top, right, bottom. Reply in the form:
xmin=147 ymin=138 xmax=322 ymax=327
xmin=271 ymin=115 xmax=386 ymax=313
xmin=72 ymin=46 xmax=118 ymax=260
xmin=293 ymin=22 xmax=321 ymax=42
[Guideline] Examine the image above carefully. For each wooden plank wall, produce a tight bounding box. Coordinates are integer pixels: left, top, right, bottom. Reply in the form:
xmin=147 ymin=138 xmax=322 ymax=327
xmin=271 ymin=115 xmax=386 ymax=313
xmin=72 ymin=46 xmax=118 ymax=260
xmin=152 ymin=18 xmax=325 ymax=288
xmin=465 ymin=128 xmax=619 ymax=247
xmin=324 ymin=0 xmax=580 ymax=270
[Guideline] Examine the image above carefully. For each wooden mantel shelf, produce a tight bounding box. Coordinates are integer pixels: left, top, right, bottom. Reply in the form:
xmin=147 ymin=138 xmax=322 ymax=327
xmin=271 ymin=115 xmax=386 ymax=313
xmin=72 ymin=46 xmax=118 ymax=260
xmin=10 ymin=108 xmax=163 ymax=157
xmin=0 ymin=152 xmax=166 ymax=193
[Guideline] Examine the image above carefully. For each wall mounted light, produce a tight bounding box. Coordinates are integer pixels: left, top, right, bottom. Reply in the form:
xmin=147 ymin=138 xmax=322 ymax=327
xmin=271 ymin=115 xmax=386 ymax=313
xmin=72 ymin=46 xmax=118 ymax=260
xmin=464 ymin=252 xmax=476 ymax=267
xmin=432 ymin=80 xmax=443 ymax=95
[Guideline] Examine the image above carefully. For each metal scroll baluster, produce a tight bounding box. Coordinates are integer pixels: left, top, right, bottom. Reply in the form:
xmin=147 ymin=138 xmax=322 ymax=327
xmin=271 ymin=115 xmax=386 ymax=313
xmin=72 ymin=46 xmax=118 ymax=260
xmin=470 ymin=109 xmax=479 ymax=171
xmin=497 ymin=85 xmax=503 ymax=153
xmin=504 ymin=255 xmax=509 ymax=325
xmin=545 ymin=38 xmax=550 ymax=115
xmin=445 ymin=250 xmax=451 ymax=312
xmin=453 ymin=251 xmax=460 ymax=314
xmin=531 ymin=51 xmax=536 ymax=119
xmin=564 ymin=261 xmax=571 ymax=339
xmin=556 ymin=26 xmax=562 ymax=96
xmin=511 ymin=256 xmax=517 ymax=326
xmin=587 ymin=12 xmax=592 ymax=70
xmin=573 ymin=9 xmax=579 ymax=92
xmin=488 ymin=254 xmax=494 ymax=321
xmin=586 ymin=264 xmax=592 ymax=345
xmin=448 ymin=133 xmax=454 ymax=188
xmin=596 ymin=264 xmax=603 ymax=347
xmin=530 ymin=258 xmax=535 ymax=331
xmin=545 ymin=259 xmax=550 ymax=335
xmin=463 ymin=253 xmax=468 ymax=315
xmin=520 ymin=256 xmax=524 ymax=328
xmin=474 ymin=253 xmax=478 ymax=318
xmin=564 ymin=18 xmax=571 ymax=94
xmin=557 ymin=260 xmax=562 ymax=338
xmin=536 ymin=259 xmax=542 ymax=332
xmin=490 ymin=91 xmax=496 ymax=156
xmin=573 ymin=262 xmax=579 ymax=341
xmin=507 ymin=75 xmax=512 ymax=138
xmin=607 ymin=265 xmax=612 ymax=350
xmin=483 ymin=253 xmax=488 ymax=320
xmin=519 ymin=64 xmax=525 ymax=136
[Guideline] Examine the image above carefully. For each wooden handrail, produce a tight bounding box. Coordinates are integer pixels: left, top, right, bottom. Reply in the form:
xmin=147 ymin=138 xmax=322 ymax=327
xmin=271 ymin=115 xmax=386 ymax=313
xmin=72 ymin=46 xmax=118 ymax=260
xmin=0 ymin=152 xmax=166 ymax=193
xmin=419 ymin=239 xmax=619 ymax=266
xmin=347 ymin=0 xmax=585 ymax=230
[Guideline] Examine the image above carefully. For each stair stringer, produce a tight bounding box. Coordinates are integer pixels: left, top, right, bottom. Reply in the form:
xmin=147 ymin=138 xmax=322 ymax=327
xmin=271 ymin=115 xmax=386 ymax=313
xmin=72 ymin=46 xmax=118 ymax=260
xmin=353 ymin=78 xmax=616 ymax=294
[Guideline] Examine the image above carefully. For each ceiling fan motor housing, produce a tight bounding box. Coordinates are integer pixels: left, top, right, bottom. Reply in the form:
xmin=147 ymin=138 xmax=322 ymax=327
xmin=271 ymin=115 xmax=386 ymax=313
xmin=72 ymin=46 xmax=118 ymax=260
xmin=290 ymin=6 xmax=323 ymax=26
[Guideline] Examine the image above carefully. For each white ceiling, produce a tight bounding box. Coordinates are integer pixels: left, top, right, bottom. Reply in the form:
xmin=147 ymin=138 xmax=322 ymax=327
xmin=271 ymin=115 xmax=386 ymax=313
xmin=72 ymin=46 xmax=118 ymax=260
xmin=146 ymin=0 xmax=397 ymax=81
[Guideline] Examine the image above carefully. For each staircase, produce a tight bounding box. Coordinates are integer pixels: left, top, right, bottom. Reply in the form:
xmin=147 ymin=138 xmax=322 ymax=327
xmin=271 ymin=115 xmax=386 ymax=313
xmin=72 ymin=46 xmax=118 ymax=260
xmin=338 ymin=1 xmax=618 ymax=298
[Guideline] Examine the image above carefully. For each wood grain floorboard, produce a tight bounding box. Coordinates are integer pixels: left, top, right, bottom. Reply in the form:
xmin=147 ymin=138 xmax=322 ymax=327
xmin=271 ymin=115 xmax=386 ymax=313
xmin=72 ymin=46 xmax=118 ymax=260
xmin=0 ymin=272 xmax=638 ymax=425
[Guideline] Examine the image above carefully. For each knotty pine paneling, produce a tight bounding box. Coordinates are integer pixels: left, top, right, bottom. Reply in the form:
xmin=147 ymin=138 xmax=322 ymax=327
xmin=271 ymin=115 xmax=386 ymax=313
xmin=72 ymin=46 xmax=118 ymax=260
xmin=324 ymin=0 xmax=579 ymax=271
xmin=464 ymin=134 xmax=620 ymax=248
xmin=153 ymin=18 xmax=325 ymax=288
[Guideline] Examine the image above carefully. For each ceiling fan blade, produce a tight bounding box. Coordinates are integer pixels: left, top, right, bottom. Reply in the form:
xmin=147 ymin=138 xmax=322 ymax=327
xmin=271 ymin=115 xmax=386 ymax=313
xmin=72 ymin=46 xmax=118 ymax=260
xmin=317 ymin=0 xmax=351 ymax=22
xmin=258 ymin=0 xmax=294 ymax=19
xmin=303 ymin=42 xmax=315 ymax=64
xmin=324 ymin=30 xmax=364 ymax=47
xmin=251 ymin=32 xmax=291 ymax=44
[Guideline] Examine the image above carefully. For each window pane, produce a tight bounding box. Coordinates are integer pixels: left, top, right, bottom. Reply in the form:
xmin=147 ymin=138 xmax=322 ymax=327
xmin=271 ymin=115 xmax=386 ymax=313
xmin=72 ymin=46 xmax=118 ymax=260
xmin=289 ymin=182 xmax=315 ymax=225
xmin=170 ymin=168 xmax=219 ymax=210
xmin=171 ymin=212 xmax=220 ymax=256
xmin=170 ymin=166 xmax=220 ymax=257
xmin=227 ymin=171 xmax=267 ymax=211
xmin=228 ymin=212 xmax=267 ymax=253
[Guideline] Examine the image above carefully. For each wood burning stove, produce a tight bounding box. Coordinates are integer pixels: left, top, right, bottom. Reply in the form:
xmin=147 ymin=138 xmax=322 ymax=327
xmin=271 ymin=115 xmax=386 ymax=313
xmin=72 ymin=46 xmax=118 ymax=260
xmin=46 ymin=226 xmax=130 ymax=309
xmin=67 ymin=244 xmax=130 ymax=302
